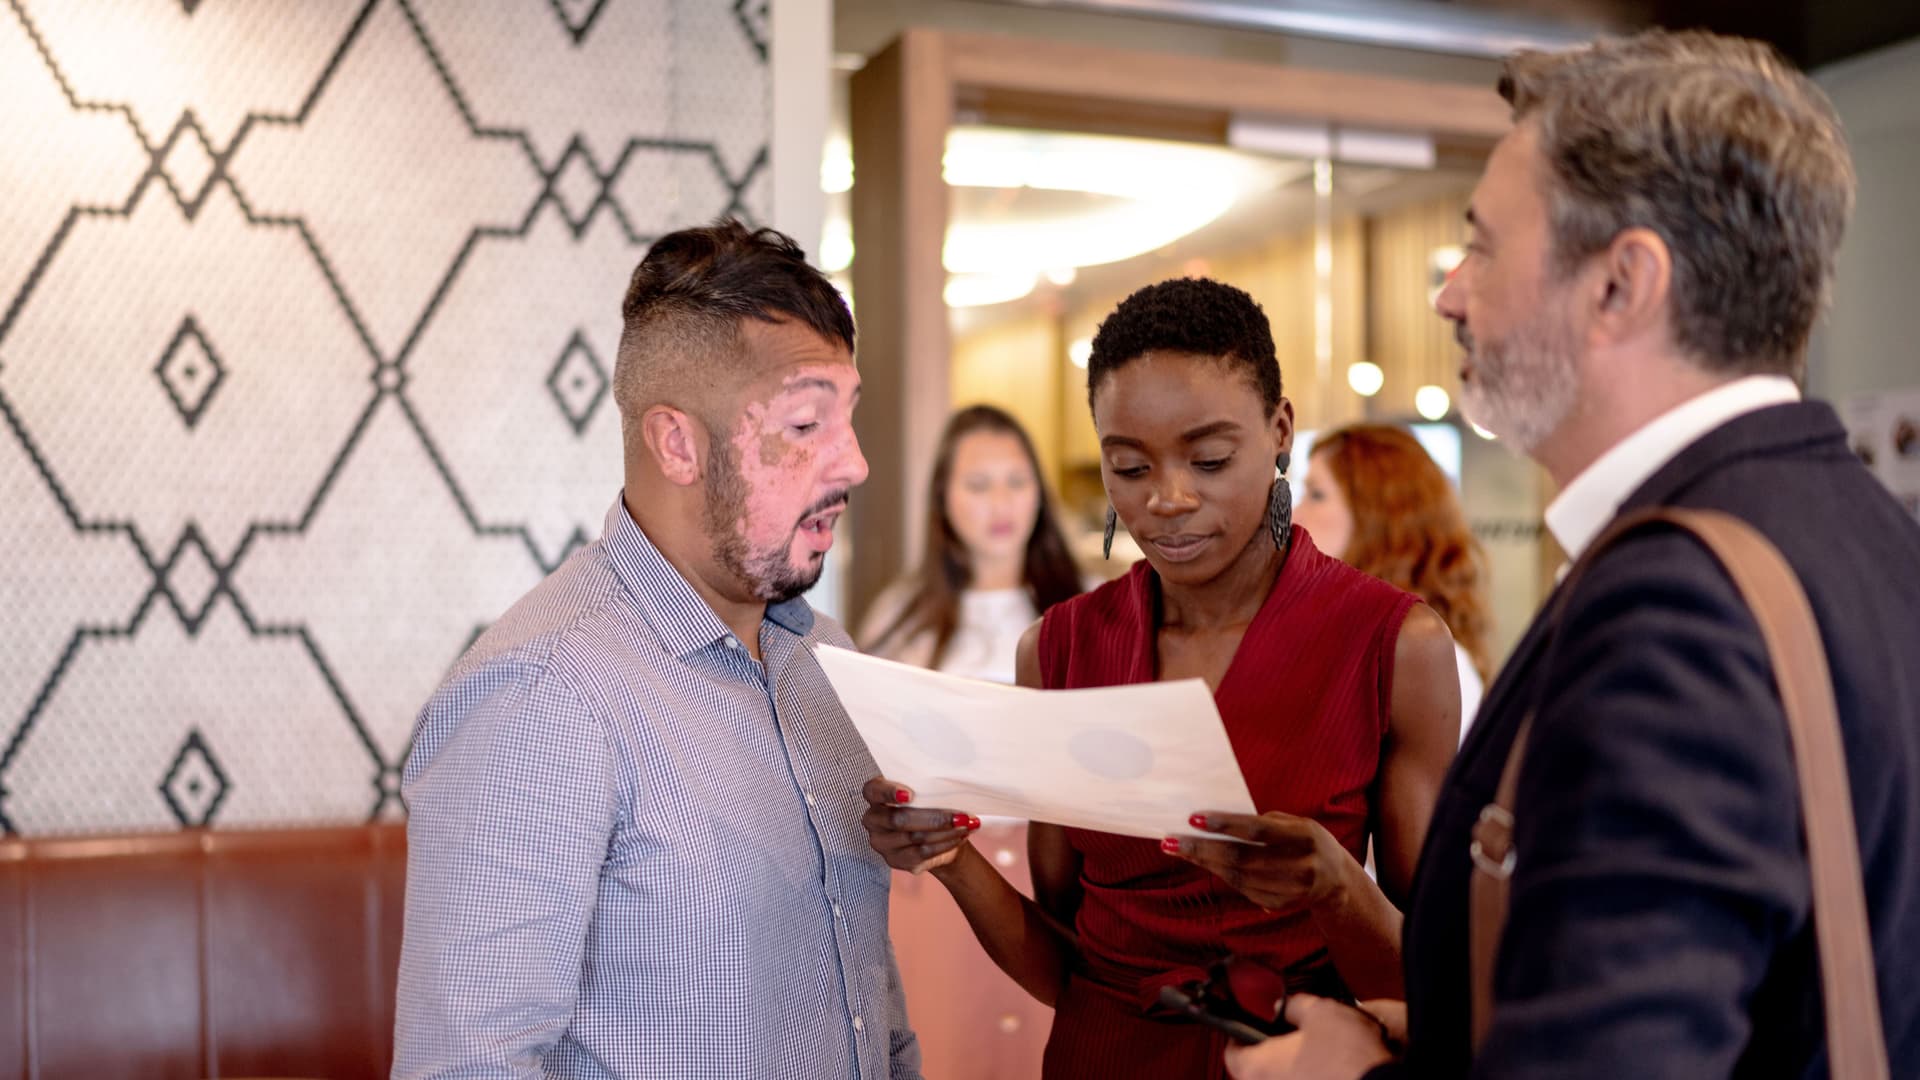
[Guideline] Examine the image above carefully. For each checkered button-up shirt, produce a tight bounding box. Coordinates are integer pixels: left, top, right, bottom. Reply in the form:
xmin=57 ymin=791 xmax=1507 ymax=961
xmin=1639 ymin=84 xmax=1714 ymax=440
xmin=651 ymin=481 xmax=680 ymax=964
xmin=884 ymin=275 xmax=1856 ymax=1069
xmin=394 ymin=497 xmax=921 ymax=1080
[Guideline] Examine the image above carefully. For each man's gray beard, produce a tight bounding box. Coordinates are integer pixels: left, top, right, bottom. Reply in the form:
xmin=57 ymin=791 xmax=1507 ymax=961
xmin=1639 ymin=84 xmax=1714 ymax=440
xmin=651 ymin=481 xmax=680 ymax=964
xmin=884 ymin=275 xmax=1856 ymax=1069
xmin=1458 ymin=313 xmax=1581 ymax=454
xmin=703 ymin=434 xmax=824 ymax=606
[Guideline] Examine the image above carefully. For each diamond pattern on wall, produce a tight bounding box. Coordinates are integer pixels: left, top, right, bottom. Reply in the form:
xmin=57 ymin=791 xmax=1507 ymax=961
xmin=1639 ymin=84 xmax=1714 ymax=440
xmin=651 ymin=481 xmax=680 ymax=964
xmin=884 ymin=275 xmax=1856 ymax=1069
xmin=733 ymin=0 xmax=769 ymax=62
xmin=547 ymin=330 xmax=610 ymax=436
xmin=0 ymin=9 xmax=150 ymax=339
xmin=408 ymin=0 xmax=674 ymax=167
xmin=23 ymin=1 xmax=370 ymax=147
xmin=669 ymin=0 xmax=775 ymax=186
xmin=159 ymin=728 xmax=229 ymax=827
xmin=0 ymin=0 xmax=773 ymax=835
xmin=227 ymin=0 xmax=543 ymax=360
xmin=1 ymin=189 xmax=376 ymax=559
xmin=152 ymin=316 xmax=227 ymax=430
xmin=403 ymin=210 xmax=635 ymax=570
xmin=547 ymin=0 xmax=614 ymax=45
xmin=0 ymin=419 xmax=151 ymax=834
xmin=154 ymin=112 xmax=221 ymax=218
xmin=158 ymin=524 xmax=224 ymax=633
xmin=613 ymin=142 xmax=757 ymax=239
xmin=3 ymin=606 xmax=381 ymax=833
xmin=231 ymin=402 xmax=540 ymax=780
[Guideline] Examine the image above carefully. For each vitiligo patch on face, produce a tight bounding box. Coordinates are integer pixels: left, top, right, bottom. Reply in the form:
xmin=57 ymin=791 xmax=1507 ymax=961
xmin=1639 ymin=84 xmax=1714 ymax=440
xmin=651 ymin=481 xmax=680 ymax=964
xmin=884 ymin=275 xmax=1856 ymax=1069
xmin=733 ymin=396 xmax=820 ymax=471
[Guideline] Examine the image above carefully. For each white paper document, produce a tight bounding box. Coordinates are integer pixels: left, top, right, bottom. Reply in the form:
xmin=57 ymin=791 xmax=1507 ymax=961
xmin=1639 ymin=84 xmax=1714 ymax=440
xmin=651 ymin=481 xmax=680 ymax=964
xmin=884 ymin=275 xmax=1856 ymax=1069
xmin=813 ymin=645 xmax=1256 ymax=840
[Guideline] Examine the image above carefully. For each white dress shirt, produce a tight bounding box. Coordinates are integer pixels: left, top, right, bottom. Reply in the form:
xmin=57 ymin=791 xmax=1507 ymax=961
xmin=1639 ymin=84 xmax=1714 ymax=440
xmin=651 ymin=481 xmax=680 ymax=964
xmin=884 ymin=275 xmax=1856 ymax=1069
xmin=1545 ymin=375 xmax=1801 ymax=563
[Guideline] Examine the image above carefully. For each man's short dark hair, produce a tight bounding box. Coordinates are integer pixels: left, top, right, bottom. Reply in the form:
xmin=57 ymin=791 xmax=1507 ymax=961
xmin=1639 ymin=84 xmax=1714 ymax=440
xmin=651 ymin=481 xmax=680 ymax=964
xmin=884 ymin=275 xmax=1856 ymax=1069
xmin=614 ymin=219 xmax=853 ymax=429
xmin=1087 ymin=277 xmax=1282 ymax=414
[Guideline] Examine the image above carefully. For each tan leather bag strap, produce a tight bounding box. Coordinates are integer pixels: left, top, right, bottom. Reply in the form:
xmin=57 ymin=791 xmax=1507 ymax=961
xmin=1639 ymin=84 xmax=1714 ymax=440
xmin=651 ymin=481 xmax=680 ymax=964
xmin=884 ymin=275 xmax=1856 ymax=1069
xmin=1468 ymin=508 xmax=1888 ymax=1079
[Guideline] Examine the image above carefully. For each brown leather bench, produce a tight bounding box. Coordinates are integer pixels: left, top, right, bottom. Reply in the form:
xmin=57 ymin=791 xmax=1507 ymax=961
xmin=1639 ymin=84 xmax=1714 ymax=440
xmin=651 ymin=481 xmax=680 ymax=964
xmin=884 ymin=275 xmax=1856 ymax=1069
xmin=0 ymin=820 xmax=1048 ymax=1079
xmin=0 ymin=824 xmax=407 ymax=1079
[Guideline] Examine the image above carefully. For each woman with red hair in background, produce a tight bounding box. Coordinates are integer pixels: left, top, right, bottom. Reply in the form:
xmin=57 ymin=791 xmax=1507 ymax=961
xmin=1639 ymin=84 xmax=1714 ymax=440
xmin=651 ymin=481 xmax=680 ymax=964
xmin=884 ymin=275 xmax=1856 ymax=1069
xmin=1296 ymin=424 xmax=1493 ymax=734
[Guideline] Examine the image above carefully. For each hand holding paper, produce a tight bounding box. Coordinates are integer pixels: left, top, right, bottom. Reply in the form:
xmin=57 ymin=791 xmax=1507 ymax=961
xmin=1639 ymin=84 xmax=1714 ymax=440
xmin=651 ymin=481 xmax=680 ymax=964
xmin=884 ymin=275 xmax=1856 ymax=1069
xmin=860 ymin=776 xmax=978 ymax=874
xmin=814 ymin=645 xmax=1257 ymax=840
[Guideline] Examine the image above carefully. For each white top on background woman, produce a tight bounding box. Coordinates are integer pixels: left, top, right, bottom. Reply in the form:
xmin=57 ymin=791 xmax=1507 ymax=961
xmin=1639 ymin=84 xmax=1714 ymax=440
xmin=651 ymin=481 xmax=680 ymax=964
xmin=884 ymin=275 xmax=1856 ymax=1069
xmin=858 ymin=405 xmax=1084 ymax=684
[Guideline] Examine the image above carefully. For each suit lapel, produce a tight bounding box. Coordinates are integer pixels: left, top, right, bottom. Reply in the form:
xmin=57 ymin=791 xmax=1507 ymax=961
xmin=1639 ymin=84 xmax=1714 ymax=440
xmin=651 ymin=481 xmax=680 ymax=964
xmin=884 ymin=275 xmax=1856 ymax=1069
xmin=1615 ymin=400 xmax=1846 ymax=516
xmin=1467 ymin=401 xmax=1845 ymax=755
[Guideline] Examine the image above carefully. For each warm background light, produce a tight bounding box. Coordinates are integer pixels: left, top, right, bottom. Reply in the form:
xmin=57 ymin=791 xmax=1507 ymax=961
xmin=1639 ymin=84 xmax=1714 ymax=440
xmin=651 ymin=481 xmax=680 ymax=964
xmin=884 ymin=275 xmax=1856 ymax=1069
xmin=1348 ymin=360 xmax=1385 ymax=397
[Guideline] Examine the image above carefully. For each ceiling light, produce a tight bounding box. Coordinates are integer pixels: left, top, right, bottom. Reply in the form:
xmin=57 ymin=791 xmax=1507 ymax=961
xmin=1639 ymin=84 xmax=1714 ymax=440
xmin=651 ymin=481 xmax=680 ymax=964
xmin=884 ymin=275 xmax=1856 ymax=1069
xmin=1068 ymin=338 xmax=1093 ymax=369
xmin=941 ymin=126 xmax=1282 ymax=276
xmin=1228 ymin=117 xmax=1436 ymax=170
xmin=945 ymin=271 xmax=1038 ymax=308
xmin=1348 ymin=361 xmax=1385 ymax=398
xmin=1227 ymin=118 xmax=1332 ymax=159
xmin=1333 ymin=129 xmax=1436 ymax=170
xmin=821 ymin=134 xmax=853 ymax=194
xmin=942 ymin=126 xmax=1269 ymax=197
xmin=1415 ymin=385 xmax=1451 ymax=420
xmin=819 ymin=217 xmax=853 ymax=273
xmin=832 ymin=125 xmax=1287 ymax=288
xmin=943 ymin=198 xmax=1235 ymax=276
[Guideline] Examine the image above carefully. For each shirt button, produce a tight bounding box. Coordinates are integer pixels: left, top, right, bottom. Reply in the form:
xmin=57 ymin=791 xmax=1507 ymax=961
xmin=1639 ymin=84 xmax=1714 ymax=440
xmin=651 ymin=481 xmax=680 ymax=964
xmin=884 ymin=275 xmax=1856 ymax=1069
xmin=805 ymin=791 xmax=817 ymax=807
xmin=723 ymin=635 xmax=739 ymax=650
xmin=852 ymin=1015 xmax=865 ymax=1033
xmin=832 ymin=901 xmax=844 ymax=918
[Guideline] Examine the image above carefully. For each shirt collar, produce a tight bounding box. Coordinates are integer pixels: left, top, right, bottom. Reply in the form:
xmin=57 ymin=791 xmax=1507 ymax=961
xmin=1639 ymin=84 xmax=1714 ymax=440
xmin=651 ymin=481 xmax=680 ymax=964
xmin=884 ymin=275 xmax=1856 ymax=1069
xmin=600 ymin=494 xmax=816 ymax=660
xmin=1545 ymin=374 xmax=1801 ymax=562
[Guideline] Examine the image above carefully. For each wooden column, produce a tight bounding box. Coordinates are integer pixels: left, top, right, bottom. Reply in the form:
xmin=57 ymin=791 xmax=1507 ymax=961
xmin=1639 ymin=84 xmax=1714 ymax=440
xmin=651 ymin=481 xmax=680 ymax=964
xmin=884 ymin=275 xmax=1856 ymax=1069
xmin=848 ymin=31 xmax=953 ymax=626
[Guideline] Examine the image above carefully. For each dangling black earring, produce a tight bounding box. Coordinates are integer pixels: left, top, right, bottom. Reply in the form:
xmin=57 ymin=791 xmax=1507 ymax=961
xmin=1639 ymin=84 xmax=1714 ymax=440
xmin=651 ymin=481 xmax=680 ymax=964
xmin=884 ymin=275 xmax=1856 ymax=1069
xmin=1102 ymin=506 xmax=1118 ymax=560
xmin=1269 ymin=452 xmax=1292 ymax=550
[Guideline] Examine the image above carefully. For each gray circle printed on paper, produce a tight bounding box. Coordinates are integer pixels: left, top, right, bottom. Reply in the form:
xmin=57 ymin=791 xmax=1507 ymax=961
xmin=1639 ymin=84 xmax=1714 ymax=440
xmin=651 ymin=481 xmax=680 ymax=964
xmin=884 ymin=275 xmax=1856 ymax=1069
xmin=1067 ymin=727 xmax=1155 ymax=781
xmin=902 ymin=710 xmax=979 ymax=767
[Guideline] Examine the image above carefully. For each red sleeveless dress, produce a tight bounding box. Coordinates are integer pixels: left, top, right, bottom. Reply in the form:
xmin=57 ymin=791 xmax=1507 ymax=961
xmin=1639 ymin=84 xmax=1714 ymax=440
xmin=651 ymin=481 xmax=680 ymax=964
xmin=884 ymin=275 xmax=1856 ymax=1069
xmin=1035 ymin=526 xmax=1416 ymax=1079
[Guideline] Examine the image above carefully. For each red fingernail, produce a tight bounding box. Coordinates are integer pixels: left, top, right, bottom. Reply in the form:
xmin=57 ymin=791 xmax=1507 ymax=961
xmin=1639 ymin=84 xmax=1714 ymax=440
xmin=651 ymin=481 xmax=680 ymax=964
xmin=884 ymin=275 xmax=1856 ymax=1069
xmin=951 ymin=812 xmax=970 ymax=828
xmin=967 ymin=815 xmax=982 ymax=830
xmin=1160 ymin=837 xmax=1182 ymax=855
xmin=1189 ymin=813 xmax=1209 ymax=830
xmin=894 ymin=788 xmax=912 ymax=804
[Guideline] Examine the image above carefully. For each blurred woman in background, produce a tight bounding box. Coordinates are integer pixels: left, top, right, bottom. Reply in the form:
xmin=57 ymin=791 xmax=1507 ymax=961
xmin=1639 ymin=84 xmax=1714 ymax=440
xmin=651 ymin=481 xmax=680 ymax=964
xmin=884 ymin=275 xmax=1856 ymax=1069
xmin=859 ymin=404 xmax=1084 ymax=683
xmin=1295 ymin=423 xmax=1493 ymax=730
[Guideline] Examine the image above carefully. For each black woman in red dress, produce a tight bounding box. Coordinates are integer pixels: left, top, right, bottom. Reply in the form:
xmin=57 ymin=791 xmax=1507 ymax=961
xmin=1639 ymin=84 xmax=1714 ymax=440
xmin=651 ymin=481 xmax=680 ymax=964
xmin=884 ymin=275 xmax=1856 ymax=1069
xmin=863 ymin=278 xmax=1461 ymax=1079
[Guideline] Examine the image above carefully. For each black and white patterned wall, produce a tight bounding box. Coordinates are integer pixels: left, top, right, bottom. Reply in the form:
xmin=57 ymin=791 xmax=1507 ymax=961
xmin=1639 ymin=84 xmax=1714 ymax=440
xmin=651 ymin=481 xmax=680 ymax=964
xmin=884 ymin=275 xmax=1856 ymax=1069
xmin=0 ymin=0 xmax=776 ymax=834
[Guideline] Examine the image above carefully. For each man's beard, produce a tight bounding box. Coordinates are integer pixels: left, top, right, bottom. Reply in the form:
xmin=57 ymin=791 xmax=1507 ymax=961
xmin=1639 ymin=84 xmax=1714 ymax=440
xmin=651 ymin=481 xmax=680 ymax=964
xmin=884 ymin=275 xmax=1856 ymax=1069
xmin=703 ymin=434 xmax=842 ymax=605
xmin=1457 ymin=303 xmax=1581 ymax=454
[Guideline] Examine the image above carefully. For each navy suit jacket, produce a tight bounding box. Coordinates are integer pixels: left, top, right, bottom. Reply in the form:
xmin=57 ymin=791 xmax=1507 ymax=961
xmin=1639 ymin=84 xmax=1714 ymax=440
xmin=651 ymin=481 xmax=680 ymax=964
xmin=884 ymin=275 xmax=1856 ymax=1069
xmin=1373 ymin=401 xmax=1920 ymax=1078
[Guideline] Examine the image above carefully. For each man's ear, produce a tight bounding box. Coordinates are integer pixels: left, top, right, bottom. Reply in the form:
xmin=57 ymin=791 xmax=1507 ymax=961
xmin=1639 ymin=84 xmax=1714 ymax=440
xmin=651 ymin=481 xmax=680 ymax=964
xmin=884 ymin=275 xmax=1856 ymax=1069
xmin=641 ymin=405 xmax=705 ymax=487
xmin=1591 ymin=226 xmax=1674 ymax=349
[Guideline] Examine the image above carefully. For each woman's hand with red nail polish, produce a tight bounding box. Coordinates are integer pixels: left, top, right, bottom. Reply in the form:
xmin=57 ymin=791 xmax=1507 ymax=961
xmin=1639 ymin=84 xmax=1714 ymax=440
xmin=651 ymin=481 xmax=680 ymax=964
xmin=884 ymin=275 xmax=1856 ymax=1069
xmin=1176 ymin=810 xmax=1351 ymax=915
xmin=860 ymin=776 xmax=975 ymax=874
